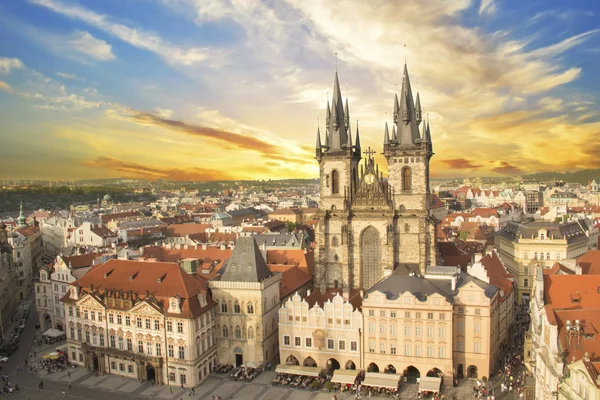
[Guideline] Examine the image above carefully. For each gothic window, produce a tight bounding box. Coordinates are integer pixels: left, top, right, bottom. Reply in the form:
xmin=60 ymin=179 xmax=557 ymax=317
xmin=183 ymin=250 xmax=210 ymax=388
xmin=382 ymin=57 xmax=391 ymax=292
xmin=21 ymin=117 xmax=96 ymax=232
xmin=247 ymin=303 xmax=254 ymax=314
xmin=221 ymin=302 xmax=228 ymax=313
xmin=331 ymin=170 xmax=339 ymax=194
xmin=234 ymin=301 xmax=241 ymax=314
xmin=404 ymin=223 xmax=410 ymax=233
xmin=402 ymin=167 xmax=412 ymax=191
xmin=361 ymin=226 xmax=381 ymax=290
xmin=331 ymin=236 xmax=339 ymax=247
xmin=235 ymin=326 xmax=241 ymax=339
xmin=222 ymin=326 xmax=228 ymax=337
xmin=333 ymin=254 xmax=339 ymax=262
xmin=248 ymin=327 xmax=254 ymax=339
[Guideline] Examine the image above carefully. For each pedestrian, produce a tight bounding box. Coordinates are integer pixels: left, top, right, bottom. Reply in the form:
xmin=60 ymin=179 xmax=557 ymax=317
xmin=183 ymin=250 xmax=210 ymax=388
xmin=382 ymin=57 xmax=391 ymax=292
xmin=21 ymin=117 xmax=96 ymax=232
xmin=68 ymin=371 xmax=71 ymax=378
xmin=68 ymin=381 xmax=72 ymax=389
xmin=62 ymin=390 xmax=66 ymax=398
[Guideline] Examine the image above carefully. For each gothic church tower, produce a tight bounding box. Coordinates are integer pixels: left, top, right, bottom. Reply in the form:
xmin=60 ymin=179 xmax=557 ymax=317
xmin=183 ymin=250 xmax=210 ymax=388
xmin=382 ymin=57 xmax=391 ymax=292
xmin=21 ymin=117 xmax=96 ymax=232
xmin=314 ymin=65 xmax=437 ymax=293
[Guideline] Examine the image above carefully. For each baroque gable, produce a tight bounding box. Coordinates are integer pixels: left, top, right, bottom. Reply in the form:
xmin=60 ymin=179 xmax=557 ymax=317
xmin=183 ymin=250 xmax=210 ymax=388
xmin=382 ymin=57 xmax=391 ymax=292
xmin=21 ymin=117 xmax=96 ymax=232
xmin=129 ymin=300 xmax=163 ymax=317
xmin=77 ymin=294 xmax=105 ymax=309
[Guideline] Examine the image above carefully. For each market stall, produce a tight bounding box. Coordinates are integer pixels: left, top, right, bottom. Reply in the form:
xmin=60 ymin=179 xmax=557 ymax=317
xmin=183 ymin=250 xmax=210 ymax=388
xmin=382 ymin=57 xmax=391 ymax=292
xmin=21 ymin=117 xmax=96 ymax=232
xmin=362 ymin=372 xmax=401 ymax=389
xmin=330 ymin=369 xmax=358 ymax=385
xmin=275 ymin=365 xmax=321 ymax=377
xmin=418 ymin=376 xmax=442 ymax=393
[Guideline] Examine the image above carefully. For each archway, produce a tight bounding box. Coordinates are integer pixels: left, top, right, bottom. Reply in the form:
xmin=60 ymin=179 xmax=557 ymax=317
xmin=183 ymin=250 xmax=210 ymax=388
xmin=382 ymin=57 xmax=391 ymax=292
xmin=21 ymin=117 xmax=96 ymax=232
xmin=234 ymin=347 xmax=243 ymax=367
xmin=146 ymin=364 xmax=156 ymax=383
xmin=286 ymin=355 xmax=300 ymax=366
xmin=345 ymin=360 xmax=356 ymax=370
xmin=384 ymin=364 xmax=396 ymax=374
xmin=360 ymin=226 xmax=381 ymax=290
xmin=92 ymin=353 xmax=99 ymax=371
xmin=326 ymin=358 xmax=340 ymax=374
xmin=467 ymin=365 xmax=478 ymax=379
xmin=367 ymin=362 xmax=380 ymax=373
xmin=403 ymin=365 xmax=420 ymax=384
xmin=303 ymin=357 xmax=317 ymax=368
xmin=427 ymin=368 xmax=443 ymax=377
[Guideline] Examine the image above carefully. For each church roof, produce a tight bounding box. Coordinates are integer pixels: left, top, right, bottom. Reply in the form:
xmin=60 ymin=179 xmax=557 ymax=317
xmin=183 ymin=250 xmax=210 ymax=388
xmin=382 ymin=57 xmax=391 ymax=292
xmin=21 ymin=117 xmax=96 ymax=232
xmin=220 ymin=236 xmax=272 ymax=283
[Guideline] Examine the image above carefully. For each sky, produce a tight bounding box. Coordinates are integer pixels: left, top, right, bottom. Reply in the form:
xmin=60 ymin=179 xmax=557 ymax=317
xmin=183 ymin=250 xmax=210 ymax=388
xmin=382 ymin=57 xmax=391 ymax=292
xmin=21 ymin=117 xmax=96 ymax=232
xmin=1 ymin=0 xmax=600 ymax=181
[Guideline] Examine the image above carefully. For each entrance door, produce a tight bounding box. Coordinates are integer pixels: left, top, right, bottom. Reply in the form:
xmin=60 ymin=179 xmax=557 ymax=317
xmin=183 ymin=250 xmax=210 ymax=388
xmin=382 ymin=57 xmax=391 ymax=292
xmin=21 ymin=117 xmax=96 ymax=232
xmin=92 ymin=353 xmax=99 ymax=371
xmin=147 ymin=364 xmax=156 ymax=383
xmin=235 ymin=354 xmax=243 ymax=367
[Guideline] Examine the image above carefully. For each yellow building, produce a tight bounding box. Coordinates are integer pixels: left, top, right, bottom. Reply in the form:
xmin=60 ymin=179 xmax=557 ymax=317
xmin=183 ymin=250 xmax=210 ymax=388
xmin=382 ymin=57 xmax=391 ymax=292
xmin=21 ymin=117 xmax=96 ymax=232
xmin=495 ymin=220 xmax=597 ymax=304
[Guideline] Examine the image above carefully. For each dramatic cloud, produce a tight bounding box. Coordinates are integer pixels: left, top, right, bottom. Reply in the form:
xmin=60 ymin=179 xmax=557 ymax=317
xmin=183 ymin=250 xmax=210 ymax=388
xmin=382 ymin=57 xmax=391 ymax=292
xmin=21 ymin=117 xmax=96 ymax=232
xmin=30 ymin=0 xmax=212 ymax=66
xmin=479 ymin=0 xmax=497 ymax=15
xmin=0 ymin=81 xmax=12 ymax=92
xmin=491 ymin=161 xmax=524 ymax=175
xmin=67 ymin=30 xmax=115 ymax=61
xmin=82 ymin=156 xmax=233 ymax=180
xmin=0 ymin=57 xmax=24 ymax=74
xmin=441 ymin=159 xmax=483 ymax=170
xmin=55 ymin=72 xmax=84 ymax=81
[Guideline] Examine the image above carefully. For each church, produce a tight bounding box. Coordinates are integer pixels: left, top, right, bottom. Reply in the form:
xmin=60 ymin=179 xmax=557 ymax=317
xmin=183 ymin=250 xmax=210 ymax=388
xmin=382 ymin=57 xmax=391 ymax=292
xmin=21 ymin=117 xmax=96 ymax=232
xmin=313 ymin=64 xmax=437 ymax=292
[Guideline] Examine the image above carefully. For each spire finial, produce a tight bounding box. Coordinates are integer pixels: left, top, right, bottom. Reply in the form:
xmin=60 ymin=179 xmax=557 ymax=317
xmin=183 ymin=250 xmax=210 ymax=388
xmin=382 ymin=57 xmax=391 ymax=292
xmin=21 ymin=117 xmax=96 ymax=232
xmin=335 ymin=52 xmax=338 ymax=72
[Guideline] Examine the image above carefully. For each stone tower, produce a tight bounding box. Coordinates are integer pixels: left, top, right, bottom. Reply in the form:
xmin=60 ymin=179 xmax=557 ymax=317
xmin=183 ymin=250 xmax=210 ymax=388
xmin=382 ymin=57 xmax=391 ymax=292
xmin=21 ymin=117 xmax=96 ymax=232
xmin=314 ymin=65 xmax=437 ymax=293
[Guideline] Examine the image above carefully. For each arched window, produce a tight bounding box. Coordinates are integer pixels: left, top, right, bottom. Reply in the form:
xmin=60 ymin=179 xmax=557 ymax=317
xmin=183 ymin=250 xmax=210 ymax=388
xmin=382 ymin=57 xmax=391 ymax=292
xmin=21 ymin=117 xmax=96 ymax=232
xmin=248 ymin=326 xmax=254 ymax=339
xmin=234 ymin=301 xmax=241 ymax=314
xmin=222 ymin=326 xmax=228 ymax=337
xmin=235 ymin=326 xmax=241 ymax=339
xmin=247 ymin=303 xmax=254 ymax=314
xmin=331 ymin=170 xmax=339 ymax=194
xmin=402 ymin=167 xmax=412 ymax=191
xmin=331 ymin=236 xmax=339 ymax=247
xmin=221 ymin=302 xmax=228 ymax=313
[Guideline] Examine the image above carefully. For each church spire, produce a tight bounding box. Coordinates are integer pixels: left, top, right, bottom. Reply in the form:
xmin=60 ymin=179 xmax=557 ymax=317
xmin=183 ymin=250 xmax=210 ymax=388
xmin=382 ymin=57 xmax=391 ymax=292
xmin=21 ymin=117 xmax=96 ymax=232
xmin=355 ymin=120 xmax=361 ymax=154
xmin=415 ymin=92 xmax=422 ymax=126
xmin=346 ymin=123 xmax=352 ymax=148
xmin=316 ymin=125 xmax=322 ymax=158
xmin=393 ymin=93 xmax=399 ymax=124
xmin=395 ymin=63 xmax=420 ymax=146
xmin=384 ymin=122 xmax=390 ymax=145
xmin=344 ymin=98 xmax=350 ymax=130
xmin=325 ymin=71 xmax=349 ymax=151
xmin=392 ymin=125 xmax=397 ymax=142
xmin=18 ymin=201 xmax=26 ymax=227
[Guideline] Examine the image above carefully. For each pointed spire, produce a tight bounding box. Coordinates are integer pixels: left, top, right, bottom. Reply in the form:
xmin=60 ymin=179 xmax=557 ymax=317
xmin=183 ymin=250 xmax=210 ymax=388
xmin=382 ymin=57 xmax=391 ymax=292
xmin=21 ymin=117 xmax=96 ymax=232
xmin=415 ymin=92 xmax=422 ymax=126
xmin=421 ymin=120 xmax=427 ymax=142
xmin=355 ymin=120 xmax=361 ymax=154
xmin=325 ymin=130 xmax=330 ymax=148
xmin=344 ymin=98 xmax=350 ymax=129
xmin=18 ymin=201 xmax=26 ymax=227
xmin=326 ymin=99 xmax=331 ymax=123
xmin=395 ymin=63 xmax=420 ymax=145
xmin=393 ymin=93 xmax=400 ymax=124
xmin=316 ymin=126 xmax=322 ymax=157
xmin=346 ymin=122 xmax=352 ymax=148
xmin=384 ymin=122 xmax=390 ymax=145
xmin=392 ymin=125 xmax=397 ymax=142
xmin=327 ymin=71 xmax=349 ymax=151
xmin=425 ymin=118 xmax=432 ymax=150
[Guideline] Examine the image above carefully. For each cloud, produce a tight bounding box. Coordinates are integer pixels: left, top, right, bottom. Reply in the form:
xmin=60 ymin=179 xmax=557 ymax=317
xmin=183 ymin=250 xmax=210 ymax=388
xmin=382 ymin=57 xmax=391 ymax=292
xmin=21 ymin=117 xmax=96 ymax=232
xmin=440 ymin=158 xmax=483 ymax=169
xmin=491 ymin=161 xmax=524 ymax=175
xmin=30 ymin=0 xmax=212 ymax=66
xmin=0 ymin=81 xmax=13 ymax=92
xmin=67 ymin=30 xmax=115 ymax=61
xmin=0 ymin=57 xmax=24 ymax=74
xmin=55 ymin=72 xmax=84 ymax=81
xmin=82 ymin=156 xmax=233 ymax=180
xmin=479 ymin=0 xmax=497 ymax=15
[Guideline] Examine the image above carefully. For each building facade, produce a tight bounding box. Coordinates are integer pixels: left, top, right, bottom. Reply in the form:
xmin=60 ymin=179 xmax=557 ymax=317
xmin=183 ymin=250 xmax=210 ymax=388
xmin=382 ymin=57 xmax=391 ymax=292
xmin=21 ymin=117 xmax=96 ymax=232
xmin=496 ymin=220 xmax=598 ymax=303
xmin=0 ymin=224 xmax=18 ymax=342
xmin=61 ymin=259 xmax=217 ymax=388
xmin=313 ymin=64 xmax=436 ymax=293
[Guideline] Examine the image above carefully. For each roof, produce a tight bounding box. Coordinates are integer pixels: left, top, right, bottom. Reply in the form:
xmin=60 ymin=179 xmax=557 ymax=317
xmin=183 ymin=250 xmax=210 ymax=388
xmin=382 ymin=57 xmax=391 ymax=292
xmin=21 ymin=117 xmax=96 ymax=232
xmin=101 ymin=211 xmax=142 ymax=223
xmin=543 ymin=274 xmax=600 ymax=310
xmin=253 ymin=233 xmax=304 ymax=248
xmin=16 ymin=225 xmax=40 ymax=237
xmin=430 ymin=194 xmax=445 ymax=209
xmin=498 ymin=219 xmax=591 ymax=244
xmin=583 ymin=360 xmax=600 ymax=388
xmin=91 ymin=224 xmax=117 ymax=238
xmin=365 ymin=272 xmax=453 ymax=303
xmin=479 ymin=251 xmax=514 ymax=297
xmin=220 ymin=236 xmax=272 ymax=282
xmin=166 ymin=223 xmax=211 ymax=237
xmin=61 ymin=258 xmax=214 ymax=318
xmin=305 ymin=288 xmax=363 ymax=310
xmin=269 ymin=265 xmax=312 ymax=299
xmin=577 ymin=250 xmax=600 ymax=275
xmin=63 ymin=252 xmax=98 ymax=269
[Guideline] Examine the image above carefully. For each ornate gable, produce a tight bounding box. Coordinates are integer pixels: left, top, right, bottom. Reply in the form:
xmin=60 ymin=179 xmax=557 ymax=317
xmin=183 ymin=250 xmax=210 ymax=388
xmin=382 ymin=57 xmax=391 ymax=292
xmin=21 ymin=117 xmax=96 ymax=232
xmin=77 ymin=294 xmax=104 ymax=309
xmin=129 ymin=300 xmax=163 ymax=317
xmin=351 ymin=153 xmax=393 ymax=209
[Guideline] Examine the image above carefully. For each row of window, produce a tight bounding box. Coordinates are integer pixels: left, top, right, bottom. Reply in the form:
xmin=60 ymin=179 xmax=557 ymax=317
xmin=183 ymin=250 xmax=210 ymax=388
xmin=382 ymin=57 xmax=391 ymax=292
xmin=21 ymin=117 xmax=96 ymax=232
xmin=221 ymin=325 xmax=255 ymax=339
xmin=282 ymin=335 xmax=358 ymax=351
xmin=70 ymin=307 xmax=185 ymax=333
xmin=522 ymin=251 xmax=562 ymax=261
xmin=220 ymin=302 xmax=254 ymax=314
xmin=368 ymin=324 xmax=448 ymax=338
xmin=367 ymin=342 xmax=448 ymax=358
xmin=367 ymin=310 xmax=449 ymax=319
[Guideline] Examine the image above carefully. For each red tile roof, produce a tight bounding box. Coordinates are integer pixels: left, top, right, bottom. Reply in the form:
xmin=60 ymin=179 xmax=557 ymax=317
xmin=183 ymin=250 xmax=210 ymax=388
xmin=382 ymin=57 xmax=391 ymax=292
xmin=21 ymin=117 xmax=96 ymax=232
xmin=166 ymin=223 xmax=211 ymax=237
xmin=101 ymin=211 xmax=142 ymax=223
xmin=91 ymin=224 xmax=117 ymax=238
xmin=480 ymin=251 xmax=514 ymax=298
xmin=16 ymin=225 xmax=40 ymax=237
xmin=63 ymin=252 xmax=98 ymax=269
xmin=577 ymin=250 xmax=600 ymax=275
xmin=305 ymin=288 xmax=363 ymax=311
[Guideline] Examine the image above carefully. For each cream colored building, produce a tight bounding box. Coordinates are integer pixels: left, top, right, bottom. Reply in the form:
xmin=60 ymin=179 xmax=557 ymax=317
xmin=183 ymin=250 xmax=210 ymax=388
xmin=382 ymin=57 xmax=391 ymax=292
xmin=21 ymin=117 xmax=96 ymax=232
xmin=278 ymin=290 xmax=363 ymax=371
xmin=496 ymin=219 xmax=598 ymax=303
xmin=61 ymin=259 xmax=217 ymax=388
xmin=209 ymin=236 xmax=281 ymax=368
xmin=0 ymin=225 xmax=18 ymax=343
xmin=559 ymin=359 xmax=600 ymax=400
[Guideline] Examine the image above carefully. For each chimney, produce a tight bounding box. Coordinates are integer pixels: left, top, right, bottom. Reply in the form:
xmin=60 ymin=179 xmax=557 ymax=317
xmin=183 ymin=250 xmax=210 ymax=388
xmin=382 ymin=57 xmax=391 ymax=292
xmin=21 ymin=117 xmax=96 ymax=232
xmin=306 ymin=289 xmax=311 ymax=296
xmin=202 ymin=243 xmax=207 ymax=250
xmin=474 ymin=253 xmax=483 ymax=264
xmin=575 ymin=264 xmax=582 ymax=275
xmin=451 ymin=276 xmax=457 ymax=291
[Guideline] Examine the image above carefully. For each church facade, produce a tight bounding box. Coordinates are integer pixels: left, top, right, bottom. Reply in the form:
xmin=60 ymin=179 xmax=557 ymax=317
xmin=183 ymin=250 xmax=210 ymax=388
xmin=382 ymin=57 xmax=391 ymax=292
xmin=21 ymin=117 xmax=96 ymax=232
xmin=314 ymin=64 xmax=437 ymax=292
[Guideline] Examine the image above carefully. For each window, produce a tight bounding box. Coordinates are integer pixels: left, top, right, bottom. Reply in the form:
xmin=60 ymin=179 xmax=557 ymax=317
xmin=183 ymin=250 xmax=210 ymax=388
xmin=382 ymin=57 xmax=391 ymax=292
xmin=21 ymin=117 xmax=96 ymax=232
xmin=127 ymin=338 xmax=132 ymax=351
xmin=305 ymin=338 xmax=312 ymax=348
xmin=474 ymin=342 xmax=481 ymax=353
xmin=475 ymin=322 xmax=481 ymax=333
xmin=294 ymin=337 xmax=301 ymax=346
xmin=380 ymin=310 xmax=386 ymax=317
xmin=145 ymin=319 xmax=151 ymax=329
xmin=76 ymin=328 xmax=82 ymax=341
xmin=180 ymin=373 xmax=187 ymax=385
xmin=99 ymin=333 xmax=104 ymax=346
xmin=331 ymin=170 xmax=339 ymax=194
xmin=379 ymin=324 xmax=386 ymax=334
xmin=404 ymin=343 xmax=411 ymax=356
xmin=415 ymin=312 xmax=421 ymax=319
xmin=339 ymin=340 xmax=346 ymax=351
xmin=327 ymin=339 xmax=335 ymax=350
xmin=167 ymin=321 xmax=173 ymax=331
xmin=379 ymin=342 xmax=386 ymax=354
xmin=69 ymin=306 xmax=73 ymax=317
xmin=458 ymin=320 xmax=465 ymax=334
xmin=439 ymin=346 xmax=446 ymax=358
xmin=368 ymin=310 xmax=374 ymax=317
xmin=524 ymin=278 xmax=529 ymax=288
xmin=248 ymin=327 xmax=254 ymax=339
xmin=85 ymin=331 xmax=90 ymax=343
xmin=235 ymin=326 xmax=242 ymax=339
xmin=247 ymin=303 xmax=254 ymax=314
xmin=427 ymin=345 xmax=434 ymax=358
xmin=128 ymin=365 xmax=133 ymax=374
xmin=540 ymin=253 xmax=544 ymax=260
xmin=414 ymin=344 xmax=421 ymax=357
xmin=125 ymin=316 xmax=130 ymax=326
xmin=90 ymin=311 xmax=95 ymax=321
xmin=136 ymin=318 xmax=142 ymax=328
xmin=390 ymin=324 xmax=396 ymax=335
xmin=404 ymin=325 xmax=411 ymax=336
xmin=221 ymin=302 xmax=227 ymax=313
xmin=169 ymin=371 xmax=176 ymax=382
xmin=118 ymin=337 xmax=123 ymax=350
xmin=70 ymin=327 xmax=75 ymax=339
xmin=154 ymin=320 xmax=160 ymax=330
xmin=427 ymin=326 xmax=434 ymax=338
xmin=390 ymin=311 xmax=396 ymax=318
xmin=439 ymin=313 xmax=445 ymax=320
xmin=177 ymin=322 xmax=183 ymax=333
xmin=283 ymin=335 xmax=290 ymax=346
xmin=390 ymin=344 xmax=397 ymax=354
xmin=475 ymin=308 xmax=481 ymax=316
xmin=156 ymin=343 xmax=161 ymax=356
xmin=556 ymin=253 xmax=561 ymax=261
xmin=108 ymin=313 xmax=113 ymax=323
xmin=92 ymin=333 xmax=97 ymax=345
xmin=168 ymin=344 xmax=174 ymax=358
xmin=523 ymin=251 xmax=529 ymax=260
xmin=178 ymin=346 xmax=185 ymax=359
xmin=427 ymin=312 xmax=434 ymax=320
xmin=415 ymin=326 xmax=422 ymax=337
xmin=369 ymin=323 xmax=375 ymax=334
xmin=138 ymin=341 xmax=143 ymax=353
xmin=534 ymin=252 xmax=538 ymax=260
xmin=458 ymin=307 xmax=465 ymax=314
xmin=111 ymin=361 xmax=116 ymax=371
xmin=456 ymin=341 xmax=464 ymax=351
xmin=404 ymin=311 xmax=411 ymax=318
xmin=402 ymin=166 xmax=412 ymax=191
xmin=84 ymin=310 xmax=88 ymax=320
xmin=222 ymin=326 xmax=228 ymax=338
xmin=439 ymin=327 xmax=446 ymax=338
xmin=351 ymin=341 xmax=357 ymax=351
xmin=369 ymin=341 xmax=375 ymax=353
xmin=98 ymin=313 xmax=103 ymax=322
xmin=234 ymin=302 xmax=241 ymax=313
xmin=146 ymin=342 xmax=152 ymax=356
xmin=110 ymin=335 xmax=115 ymax=348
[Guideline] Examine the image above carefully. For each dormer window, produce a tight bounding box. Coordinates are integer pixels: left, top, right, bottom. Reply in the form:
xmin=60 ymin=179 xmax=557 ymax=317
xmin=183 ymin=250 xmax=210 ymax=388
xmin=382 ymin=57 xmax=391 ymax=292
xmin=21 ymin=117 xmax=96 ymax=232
xmin=70 ymin=286 xmax=78 ymax=300
xmin=168 ymin=297 xmax=181 ymax=314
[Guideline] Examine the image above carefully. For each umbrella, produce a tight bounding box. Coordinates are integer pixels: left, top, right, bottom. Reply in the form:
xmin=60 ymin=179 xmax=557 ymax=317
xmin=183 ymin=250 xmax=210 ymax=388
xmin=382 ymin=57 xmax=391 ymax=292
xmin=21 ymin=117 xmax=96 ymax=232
xmin=42 ymin=352 xmax=60 ymax=360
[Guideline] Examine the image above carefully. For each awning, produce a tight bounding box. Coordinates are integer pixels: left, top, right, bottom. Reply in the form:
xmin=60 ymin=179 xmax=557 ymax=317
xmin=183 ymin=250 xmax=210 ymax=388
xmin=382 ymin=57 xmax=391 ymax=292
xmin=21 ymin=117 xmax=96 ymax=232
xmin=331 ymin=369 xmax=358 ymax=385
xmin=362 ymin=372 xmax=400 ymax=389
xmin=419 ymin=376 xmax=442 ymax=392
xmin=244 ymin=361 xmax=258 ymax=369
xmin=275 ymin=365 xmax=320 ymax=377
xmin=42 ymin=328 xmax=66 ymax=338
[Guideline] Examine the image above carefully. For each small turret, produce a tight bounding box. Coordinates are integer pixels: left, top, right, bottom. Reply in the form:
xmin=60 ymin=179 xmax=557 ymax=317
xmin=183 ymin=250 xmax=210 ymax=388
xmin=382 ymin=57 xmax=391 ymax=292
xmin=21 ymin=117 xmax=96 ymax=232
xmin=18 ymin=201 xmax=26 ymax=227
xmin=344 ymin=98 xmax=350 ymax=130
xmin=392 ymin=125 xmax=397 ymax=142
xmin=315 ymin=126 xmax=322 ymax=159
xmin=355 ymin=120 xmax=361 ymax=155
xmin=415 ymin=92 xmax=422 ymax=126
xmin=326 ymin=100 xmax=331 ymax=123
xmin=346 ymin=124 xmax=352 ymax=148
xmin=393 ymin=94 xmax=400 ymax=124
xmin=384 ymin=122 xmax=390 ymax=145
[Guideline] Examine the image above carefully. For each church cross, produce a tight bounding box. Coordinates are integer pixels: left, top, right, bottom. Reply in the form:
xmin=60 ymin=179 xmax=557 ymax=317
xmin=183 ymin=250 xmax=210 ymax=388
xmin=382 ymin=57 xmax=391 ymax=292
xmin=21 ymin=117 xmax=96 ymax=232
xmin=364 ymin=147 xmax=376 ymax=158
